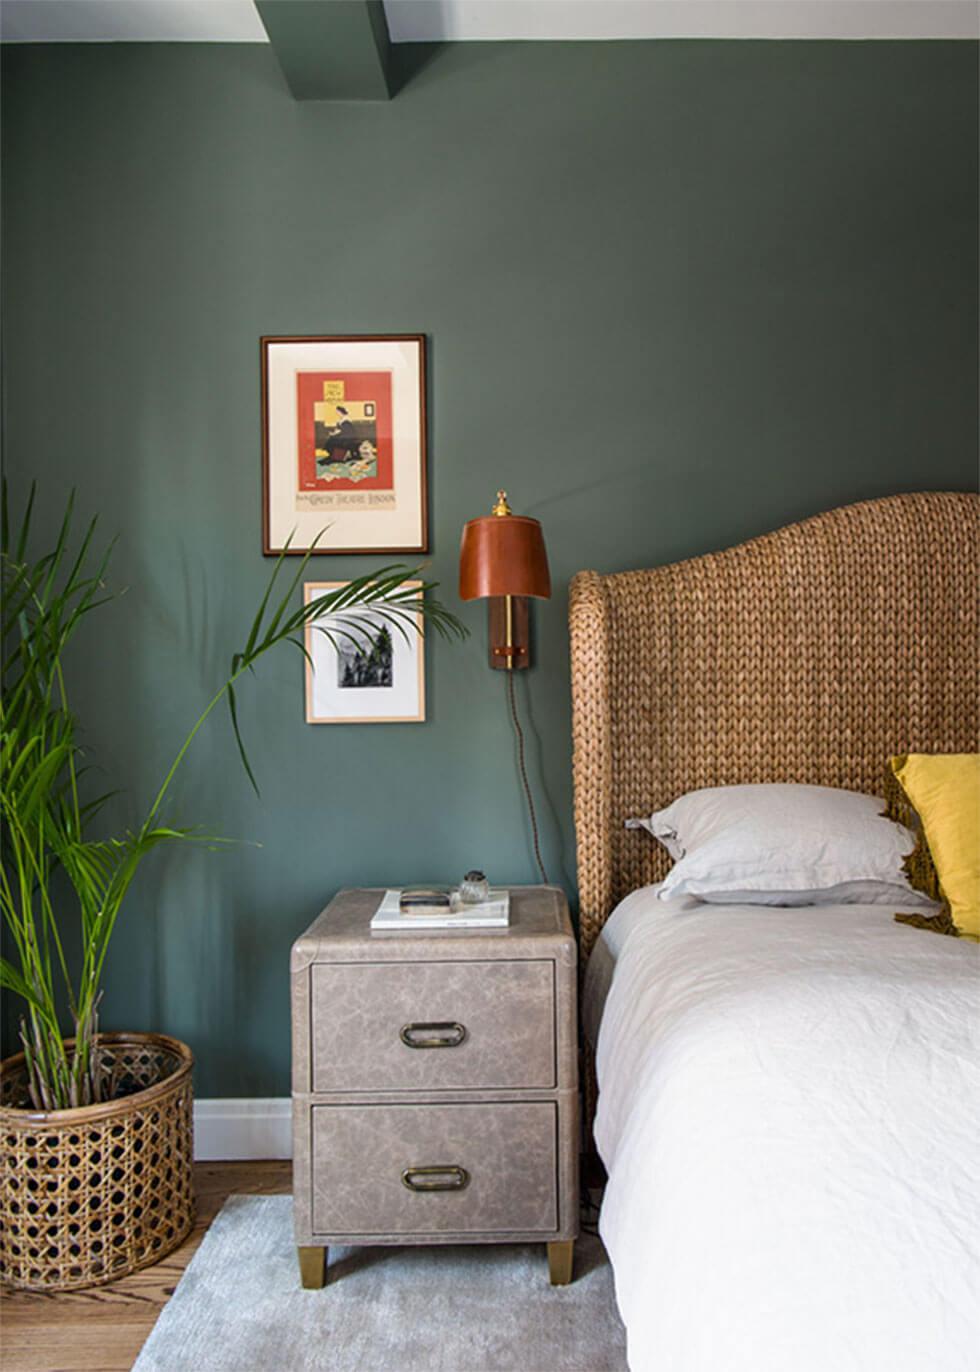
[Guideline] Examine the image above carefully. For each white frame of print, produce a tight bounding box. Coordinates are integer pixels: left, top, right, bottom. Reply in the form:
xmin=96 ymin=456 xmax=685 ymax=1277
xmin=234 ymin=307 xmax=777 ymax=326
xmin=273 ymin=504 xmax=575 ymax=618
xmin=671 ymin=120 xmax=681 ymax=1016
xmin=303 ymin=581 xmax=426 ymax=724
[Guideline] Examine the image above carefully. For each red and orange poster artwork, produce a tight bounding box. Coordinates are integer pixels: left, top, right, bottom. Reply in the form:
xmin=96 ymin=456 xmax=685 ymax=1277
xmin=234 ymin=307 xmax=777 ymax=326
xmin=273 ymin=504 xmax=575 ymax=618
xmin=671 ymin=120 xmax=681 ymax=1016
xmin=296 ymin=371 xmax=394 ymax=497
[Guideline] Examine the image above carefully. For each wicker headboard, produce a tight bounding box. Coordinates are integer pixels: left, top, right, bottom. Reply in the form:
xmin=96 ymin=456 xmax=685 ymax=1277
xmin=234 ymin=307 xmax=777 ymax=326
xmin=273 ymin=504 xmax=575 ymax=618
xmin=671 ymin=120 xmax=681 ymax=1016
xmin=569 ymin=491 xmax=979 ymax=960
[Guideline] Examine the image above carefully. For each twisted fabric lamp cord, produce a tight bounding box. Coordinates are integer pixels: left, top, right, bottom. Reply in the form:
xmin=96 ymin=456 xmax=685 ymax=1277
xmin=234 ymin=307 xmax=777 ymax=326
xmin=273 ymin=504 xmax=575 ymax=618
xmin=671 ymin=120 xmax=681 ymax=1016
xmin=506 ymin=670 xmax=549 ymax=885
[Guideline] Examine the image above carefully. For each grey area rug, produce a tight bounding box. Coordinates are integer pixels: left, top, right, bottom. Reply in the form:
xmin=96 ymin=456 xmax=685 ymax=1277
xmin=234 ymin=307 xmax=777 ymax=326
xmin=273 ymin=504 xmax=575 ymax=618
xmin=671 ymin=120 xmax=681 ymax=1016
xmin=132 ymin=1195 xmax=628 ymax=1372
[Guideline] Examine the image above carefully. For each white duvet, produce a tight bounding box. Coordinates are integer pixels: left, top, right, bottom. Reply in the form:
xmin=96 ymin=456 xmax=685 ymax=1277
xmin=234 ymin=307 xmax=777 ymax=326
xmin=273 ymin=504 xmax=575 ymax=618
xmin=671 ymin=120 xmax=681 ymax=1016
xmin=586 ymin=888 xmax=980 ymax=1372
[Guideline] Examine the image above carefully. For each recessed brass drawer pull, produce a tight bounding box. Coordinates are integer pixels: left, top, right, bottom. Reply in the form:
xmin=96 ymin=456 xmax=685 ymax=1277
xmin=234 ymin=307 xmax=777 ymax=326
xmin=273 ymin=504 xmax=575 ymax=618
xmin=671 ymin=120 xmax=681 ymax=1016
xmin=401 ymin=1165 xmax=470 ymax=1192
xmin=399 ymin=1021 xmax=467 ymax=1049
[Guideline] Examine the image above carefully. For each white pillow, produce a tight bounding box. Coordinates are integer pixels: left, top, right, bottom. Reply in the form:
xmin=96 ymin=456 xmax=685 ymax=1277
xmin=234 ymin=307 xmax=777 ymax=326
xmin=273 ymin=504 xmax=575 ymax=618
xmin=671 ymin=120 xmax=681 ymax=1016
xmin=626 ymin=783 xmax=936 ymax=908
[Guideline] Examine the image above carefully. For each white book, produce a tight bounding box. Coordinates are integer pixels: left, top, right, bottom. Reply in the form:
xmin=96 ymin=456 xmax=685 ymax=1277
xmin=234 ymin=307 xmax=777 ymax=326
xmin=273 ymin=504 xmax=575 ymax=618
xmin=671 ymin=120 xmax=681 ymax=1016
xmin=370 ymin=888 xmax=510 ymax=931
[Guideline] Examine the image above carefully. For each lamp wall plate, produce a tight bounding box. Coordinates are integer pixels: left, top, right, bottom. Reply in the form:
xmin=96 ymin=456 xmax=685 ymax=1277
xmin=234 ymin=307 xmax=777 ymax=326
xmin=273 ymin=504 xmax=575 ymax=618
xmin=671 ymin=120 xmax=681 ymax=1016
xmin=488 ymin=596 xmax=530 ymax=670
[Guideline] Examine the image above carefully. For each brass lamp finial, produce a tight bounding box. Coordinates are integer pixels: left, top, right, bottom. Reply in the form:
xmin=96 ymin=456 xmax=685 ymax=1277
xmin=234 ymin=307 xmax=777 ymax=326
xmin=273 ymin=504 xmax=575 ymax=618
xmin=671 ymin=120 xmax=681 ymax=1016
xmin=492 ymin=490 xmax=512 ymax=517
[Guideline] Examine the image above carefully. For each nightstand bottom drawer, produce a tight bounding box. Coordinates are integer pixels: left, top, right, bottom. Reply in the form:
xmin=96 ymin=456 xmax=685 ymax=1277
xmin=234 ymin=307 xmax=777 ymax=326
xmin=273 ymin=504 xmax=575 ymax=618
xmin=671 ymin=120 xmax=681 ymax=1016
xmin=310 ymin=1102 xmax=557 ymax=1237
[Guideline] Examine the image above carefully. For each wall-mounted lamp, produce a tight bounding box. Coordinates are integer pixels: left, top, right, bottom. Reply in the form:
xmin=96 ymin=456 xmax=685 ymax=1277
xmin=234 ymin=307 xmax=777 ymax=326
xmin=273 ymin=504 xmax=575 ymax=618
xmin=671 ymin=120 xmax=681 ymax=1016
xmin=459 ymin=492 xmax=551 ymax=884
xmin=458 ymin=491 xmax=551 ymax=670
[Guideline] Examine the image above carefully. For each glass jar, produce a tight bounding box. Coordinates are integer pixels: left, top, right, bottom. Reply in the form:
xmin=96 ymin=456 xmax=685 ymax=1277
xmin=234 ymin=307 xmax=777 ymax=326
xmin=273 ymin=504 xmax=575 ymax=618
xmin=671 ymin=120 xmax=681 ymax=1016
xmin=459 ymin=870 xmax=490 ymax=905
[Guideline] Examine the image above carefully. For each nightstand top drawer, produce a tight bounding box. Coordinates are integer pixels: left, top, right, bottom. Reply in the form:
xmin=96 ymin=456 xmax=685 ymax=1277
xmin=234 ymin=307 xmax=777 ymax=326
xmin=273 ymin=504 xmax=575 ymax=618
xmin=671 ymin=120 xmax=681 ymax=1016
xmin=308 ymin=958 xmax=556 ymax=1093
xmin=291 ymin=885 xmax=574 ymax=971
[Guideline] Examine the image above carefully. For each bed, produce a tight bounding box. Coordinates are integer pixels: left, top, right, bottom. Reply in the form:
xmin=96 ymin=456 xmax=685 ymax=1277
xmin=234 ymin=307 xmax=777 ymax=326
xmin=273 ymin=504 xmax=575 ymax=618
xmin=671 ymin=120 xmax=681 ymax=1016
xmin=569 ymin=492 xmax=979 ymax=1372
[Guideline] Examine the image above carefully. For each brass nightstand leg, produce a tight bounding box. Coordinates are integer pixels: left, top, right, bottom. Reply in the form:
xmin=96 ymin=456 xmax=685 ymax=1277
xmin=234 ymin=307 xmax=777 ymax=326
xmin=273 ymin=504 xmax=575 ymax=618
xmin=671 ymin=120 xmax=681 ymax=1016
xmin=298 ymin=1245 xmax=327 ymax=1289
xmin=547 ymin=1240 xmax=574 ymax=1286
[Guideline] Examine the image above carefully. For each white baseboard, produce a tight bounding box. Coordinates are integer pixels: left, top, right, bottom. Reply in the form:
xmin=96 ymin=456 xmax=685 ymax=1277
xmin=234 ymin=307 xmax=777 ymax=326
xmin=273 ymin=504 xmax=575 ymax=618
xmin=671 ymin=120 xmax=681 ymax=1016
xmin=194 ymin=1097 xmax=291 ymax=1161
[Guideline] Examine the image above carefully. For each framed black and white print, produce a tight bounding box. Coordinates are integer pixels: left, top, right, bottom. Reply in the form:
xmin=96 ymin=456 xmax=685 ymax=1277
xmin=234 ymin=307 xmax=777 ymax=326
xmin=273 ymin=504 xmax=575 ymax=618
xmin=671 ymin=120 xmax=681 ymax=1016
xmin=303 ymin=581 xmax=425 ymax=724
xmin=261 ymin=335 xmax=428 ymax=555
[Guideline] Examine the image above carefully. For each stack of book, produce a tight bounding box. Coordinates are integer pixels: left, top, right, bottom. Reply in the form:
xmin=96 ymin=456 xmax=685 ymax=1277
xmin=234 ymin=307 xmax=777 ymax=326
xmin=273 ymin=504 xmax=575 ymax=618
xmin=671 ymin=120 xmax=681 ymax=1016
xmin=370 ymin=887 xmax=510 ymax=931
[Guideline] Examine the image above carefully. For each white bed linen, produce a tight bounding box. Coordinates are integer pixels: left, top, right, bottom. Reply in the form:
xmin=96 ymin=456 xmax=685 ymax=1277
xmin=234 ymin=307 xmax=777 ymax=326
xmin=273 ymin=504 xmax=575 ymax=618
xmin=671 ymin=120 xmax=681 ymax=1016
xmin=586 ymin=886 xmax=980 ymax=1372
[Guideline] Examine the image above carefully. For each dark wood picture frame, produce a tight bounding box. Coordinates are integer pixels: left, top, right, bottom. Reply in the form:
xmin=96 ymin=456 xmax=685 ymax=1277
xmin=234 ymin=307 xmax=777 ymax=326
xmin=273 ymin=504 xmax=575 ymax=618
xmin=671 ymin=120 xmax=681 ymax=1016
xmin=261 ymin=334 xmax=429 ymax=556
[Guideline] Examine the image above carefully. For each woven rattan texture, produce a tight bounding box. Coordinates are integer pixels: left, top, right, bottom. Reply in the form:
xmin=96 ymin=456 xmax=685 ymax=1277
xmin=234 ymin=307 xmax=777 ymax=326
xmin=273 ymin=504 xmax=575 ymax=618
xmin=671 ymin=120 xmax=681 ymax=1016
xmin=570 ymin=492 xmax=980 ymax=961
xmin=0 ymin=1033 xmax=194 ymax=1291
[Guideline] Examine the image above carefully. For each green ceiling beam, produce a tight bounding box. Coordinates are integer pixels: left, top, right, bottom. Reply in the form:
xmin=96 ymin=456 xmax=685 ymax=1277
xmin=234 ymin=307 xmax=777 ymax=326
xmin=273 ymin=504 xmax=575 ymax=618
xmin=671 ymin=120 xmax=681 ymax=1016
xmin=255 ymin=0 xmax=393 ymax=101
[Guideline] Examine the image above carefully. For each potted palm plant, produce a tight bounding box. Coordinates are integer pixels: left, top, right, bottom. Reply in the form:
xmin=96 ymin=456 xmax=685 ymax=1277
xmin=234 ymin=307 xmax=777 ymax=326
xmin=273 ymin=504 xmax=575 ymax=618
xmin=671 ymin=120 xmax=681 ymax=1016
xmin=0 ymin=488 xmax=464 ymax=1291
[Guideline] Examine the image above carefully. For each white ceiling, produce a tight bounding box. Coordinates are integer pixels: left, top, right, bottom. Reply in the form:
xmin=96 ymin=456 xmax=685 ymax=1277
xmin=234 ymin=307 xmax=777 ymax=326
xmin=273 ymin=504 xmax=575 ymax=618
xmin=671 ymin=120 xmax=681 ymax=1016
xmin=1 ymin=0 xmax=976 ymax=44
xmin=0 ymin=1 xmax=267 ymax=42
xmin=386 ymin=2 xmax=980 ymax=42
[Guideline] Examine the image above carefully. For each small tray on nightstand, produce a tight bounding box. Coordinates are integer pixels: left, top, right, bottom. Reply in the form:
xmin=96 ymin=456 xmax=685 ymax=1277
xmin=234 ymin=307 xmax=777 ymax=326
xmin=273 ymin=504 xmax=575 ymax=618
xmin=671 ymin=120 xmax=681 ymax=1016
xmin=370 ymin=888 xmax=510 ymax=930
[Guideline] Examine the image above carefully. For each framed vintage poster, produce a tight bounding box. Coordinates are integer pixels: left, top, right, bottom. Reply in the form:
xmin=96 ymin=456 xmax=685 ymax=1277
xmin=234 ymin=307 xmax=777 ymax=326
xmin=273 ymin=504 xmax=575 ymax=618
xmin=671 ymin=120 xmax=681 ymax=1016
xmin=303 ymin=581 xmax=425 ymax=724
xmin=262 ymin=335 xmax=428 ymax=555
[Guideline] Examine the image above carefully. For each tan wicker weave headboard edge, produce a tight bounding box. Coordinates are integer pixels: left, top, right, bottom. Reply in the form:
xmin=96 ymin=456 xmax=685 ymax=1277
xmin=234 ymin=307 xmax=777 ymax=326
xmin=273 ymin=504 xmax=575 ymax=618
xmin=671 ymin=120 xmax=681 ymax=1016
xmin=569 ymin=490 xmax=980 ymax=961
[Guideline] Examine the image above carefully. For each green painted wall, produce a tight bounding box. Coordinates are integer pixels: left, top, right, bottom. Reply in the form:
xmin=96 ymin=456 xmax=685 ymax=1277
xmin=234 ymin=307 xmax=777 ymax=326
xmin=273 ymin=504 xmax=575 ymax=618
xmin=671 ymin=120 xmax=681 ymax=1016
xmin=2 ymin=40 xmax=976 ymax=1095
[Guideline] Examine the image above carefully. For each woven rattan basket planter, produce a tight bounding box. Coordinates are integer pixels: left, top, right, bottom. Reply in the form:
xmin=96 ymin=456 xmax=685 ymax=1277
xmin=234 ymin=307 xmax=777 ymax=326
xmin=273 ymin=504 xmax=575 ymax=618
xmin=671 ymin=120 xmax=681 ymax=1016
xmin=0 ymin=1031 xmax=195 ymax=1292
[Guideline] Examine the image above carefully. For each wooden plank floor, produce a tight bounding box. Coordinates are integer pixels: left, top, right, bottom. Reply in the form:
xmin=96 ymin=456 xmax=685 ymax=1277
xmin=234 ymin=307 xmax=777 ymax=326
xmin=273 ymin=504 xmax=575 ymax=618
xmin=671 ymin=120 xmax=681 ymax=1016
xmin=0 ymin=1160 xmax=292 ymax=1372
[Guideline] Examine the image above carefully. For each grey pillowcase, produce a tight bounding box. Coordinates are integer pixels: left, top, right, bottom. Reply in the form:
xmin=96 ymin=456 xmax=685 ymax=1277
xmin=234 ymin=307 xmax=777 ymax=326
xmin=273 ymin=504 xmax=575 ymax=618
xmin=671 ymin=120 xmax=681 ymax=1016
xmin=697 ymin=879 xmax=939 ymax=909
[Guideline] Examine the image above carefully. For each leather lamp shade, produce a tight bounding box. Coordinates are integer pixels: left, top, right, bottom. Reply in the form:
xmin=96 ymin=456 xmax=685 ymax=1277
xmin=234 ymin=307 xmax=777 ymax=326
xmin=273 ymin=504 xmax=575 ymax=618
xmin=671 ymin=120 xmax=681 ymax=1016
xmin=458 ymin=514 xmax=551 ymax=602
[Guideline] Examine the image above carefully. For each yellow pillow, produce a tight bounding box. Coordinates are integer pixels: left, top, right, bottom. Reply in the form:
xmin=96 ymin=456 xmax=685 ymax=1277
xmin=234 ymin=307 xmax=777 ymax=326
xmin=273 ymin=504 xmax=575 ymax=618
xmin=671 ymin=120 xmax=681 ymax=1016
xmin=890 ymin=754 xmax=980 ymax=942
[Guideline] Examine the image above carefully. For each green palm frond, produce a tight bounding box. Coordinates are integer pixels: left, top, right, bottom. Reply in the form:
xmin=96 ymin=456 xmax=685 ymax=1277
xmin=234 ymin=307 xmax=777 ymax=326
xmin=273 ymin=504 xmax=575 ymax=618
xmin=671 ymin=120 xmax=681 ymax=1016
xmin=1 ymin=483 xmax=466 ymax=1108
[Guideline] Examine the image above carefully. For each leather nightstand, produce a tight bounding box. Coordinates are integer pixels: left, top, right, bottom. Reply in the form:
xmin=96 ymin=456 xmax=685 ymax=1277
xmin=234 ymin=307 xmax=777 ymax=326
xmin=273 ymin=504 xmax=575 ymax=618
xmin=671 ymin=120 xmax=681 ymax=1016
xmin=290 ymin=886 xmax=579 ymax=1288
